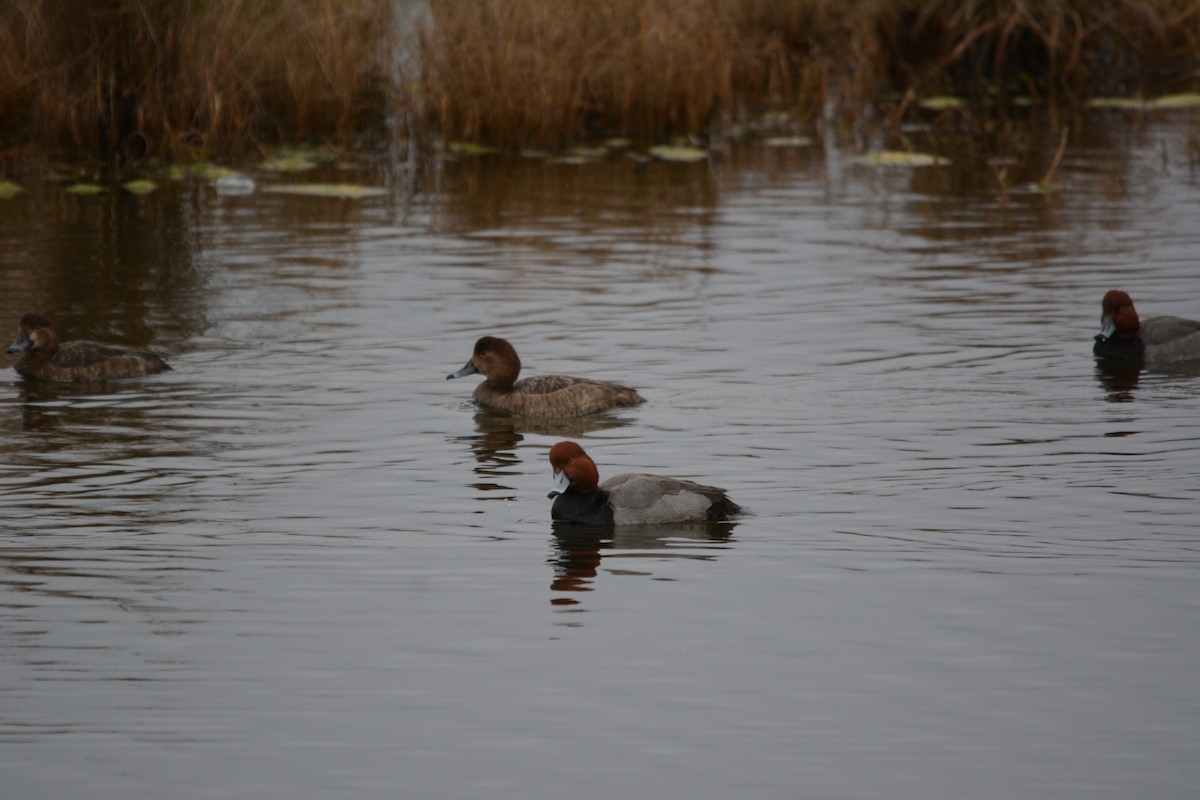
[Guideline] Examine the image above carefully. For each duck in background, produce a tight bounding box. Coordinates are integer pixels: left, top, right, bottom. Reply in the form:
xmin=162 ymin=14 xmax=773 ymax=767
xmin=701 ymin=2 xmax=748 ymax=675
xmin=6 ymin=313 xmax=170 ymax=382
xmin=547 ymin=440 xmax=742 ymax=526
xmin=1093 ymin=290 xmax=1200 ymax=363
xmin=447 ymin=336 xmax=644 ymax=417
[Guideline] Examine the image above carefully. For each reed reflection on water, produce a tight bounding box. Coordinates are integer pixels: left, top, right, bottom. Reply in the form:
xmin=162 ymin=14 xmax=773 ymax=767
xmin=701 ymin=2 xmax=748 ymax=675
xmin=1 ymin=117 xmax=1199 ymax=800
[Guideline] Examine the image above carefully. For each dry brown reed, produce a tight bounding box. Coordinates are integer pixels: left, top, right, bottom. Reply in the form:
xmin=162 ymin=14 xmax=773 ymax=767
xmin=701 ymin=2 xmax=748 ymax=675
xmin=864 ymin=0 xmax=1200 ymax=101
xmin=1 ymin=0 xmax=1197 ymax=158
xmin=417 ymin=0 xmax=849 ymax=147
xmin=419 ymin=0 xmax=1200 ymax=148
xmin=0 ymin=0 xmax=395 ymax=160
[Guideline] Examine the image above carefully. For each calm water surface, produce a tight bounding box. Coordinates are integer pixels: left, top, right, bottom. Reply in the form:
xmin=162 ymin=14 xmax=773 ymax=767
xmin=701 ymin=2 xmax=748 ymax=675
xmin=1 ymin=117 xmax=1199 ymax=800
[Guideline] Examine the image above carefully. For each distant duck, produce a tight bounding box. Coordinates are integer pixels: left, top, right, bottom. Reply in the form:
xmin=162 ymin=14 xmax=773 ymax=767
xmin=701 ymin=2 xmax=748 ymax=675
xmin=1092 ymin=290 xmax=1200 ymax=363
xmin=547 ymin=441 xmax=742 ymax=526
xmin=6 ymin=313 xmax=170 ymax=382
xmin=447 ymin=336 xmax=644 ymax=417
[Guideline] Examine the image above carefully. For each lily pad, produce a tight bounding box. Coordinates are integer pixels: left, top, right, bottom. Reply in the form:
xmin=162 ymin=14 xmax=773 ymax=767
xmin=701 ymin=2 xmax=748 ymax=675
xmin=919 ymin=96 xmax=966 ymax=111
xmin=214 ymin=173 xmax=256 ymax=196
xmin=1147 ymin=93 xmax=1200 ymax=109
xmin=565 ymin=146 xmax=606 ymax=159
xmin=194 ymin=163 xmax=236 ymax=181
xmin=65 ymin=183 xmax=105 ymax=195
xmin=763 ymin=135 xmax=814 ymax=148
xmin=262 ymin=183 xmax=386 ymax=199
xmin=261 ymin=155 xmax=317 ymax=173
xmin=757 ymin=110 xmax=794 ymax=126
xmin=855 ymin=151 xmax=950 ymax=167
xmin=1085 ymin=97 xmax=1146 ymax=110
xmin=0 ymin=181 xmax=23 ymax=199
xmin=446 ymin=141 xmax=499 ymax=156
xmin=647 ymin=145 xmax=708 ymax=163
xmin=122 ymin=179 xmax=158 ymax=194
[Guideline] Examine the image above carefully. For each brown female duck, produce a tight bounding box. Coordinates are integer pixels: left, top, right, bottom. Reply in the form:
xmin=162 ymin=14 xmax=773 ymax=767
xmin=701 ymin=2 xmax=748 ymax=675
xmin=446 ymin=336 xmax=644 ymax=417
xmin=7 ymin=313 xmax=170 ymax=382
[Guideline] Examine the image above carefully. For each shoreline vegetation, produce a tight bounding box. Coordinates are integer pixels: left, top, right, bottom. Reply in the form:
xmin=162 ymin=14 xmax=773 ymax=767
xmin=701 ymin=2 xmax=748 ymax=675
xmin=0 ymin=0 xmax=1198 ymax=163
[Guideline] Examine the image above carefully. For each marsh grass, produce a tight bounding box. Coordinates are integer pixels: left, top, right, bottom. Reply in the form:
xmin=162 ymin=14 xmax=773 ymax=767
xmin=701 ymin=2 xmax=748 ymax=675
xmin=868 ymin=0 xmax=1200 ymax=101
xmin=0 ymin=0 xmax=394 ymax=159
xmin=417 ymin=0 xmax=843 ymax=148
xmin=419 ymin=0 xmax=1200 ymax=148
xmin=0 ymin=0 xmax=1196 ymax=159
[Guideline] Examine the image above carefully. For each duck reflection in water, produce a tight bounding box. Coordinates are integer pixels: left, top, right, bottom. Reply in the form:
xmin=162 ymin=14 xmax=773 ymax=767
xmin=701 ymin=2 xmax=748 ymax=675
xmin=1094 ymin=359 xmax=1141 ymax=401
xmin=451 ymin=410 xmax=636 ymax=502
xmin=11 ymin=379 xmax=160 ymax=434
xmin=1093 ymin=347 xmax=1200 ymax=403
xmin=548 ymin=519 xmax=738 ymax=612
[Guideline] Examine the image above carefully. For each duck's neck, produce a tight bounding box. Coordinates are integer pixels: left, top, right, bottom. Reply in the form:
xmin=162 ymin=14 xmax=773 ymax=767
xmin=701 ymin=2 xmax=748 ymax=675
xmin=485 ymin=365 xmax=518 ymax=391
xmin=551 ymin=488 xmax=614 ymax=526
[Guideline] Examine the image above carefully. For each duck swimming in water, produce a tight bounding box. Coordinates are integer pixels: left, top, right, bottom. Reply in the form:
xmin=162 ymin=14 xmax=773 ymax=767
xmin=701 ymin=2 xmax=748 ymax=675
xmin=7 ymin=313 xmax=170 ymax=382
xmin=1092 ymin=290 xmax=1200 ymax=364
xmin=547 ymin=441 xmax=742 ymax=526
xmin=447 ymin=336 xmax=644 ymax=418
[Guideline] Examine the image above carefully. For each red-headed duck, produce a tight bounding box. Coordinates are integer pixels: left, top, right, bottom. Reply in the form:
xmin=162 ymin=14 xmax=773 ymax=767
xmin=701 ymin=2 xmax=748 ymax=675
xmin=447 ymin=336 xmax=644 ymax=418
xmin=547 ymin=441 xmax=741 ymax=526
xmin=1093 ymin=290 xmax=1200 ymax=363
xmin=6 ymin=313 xmax=170 ymax=382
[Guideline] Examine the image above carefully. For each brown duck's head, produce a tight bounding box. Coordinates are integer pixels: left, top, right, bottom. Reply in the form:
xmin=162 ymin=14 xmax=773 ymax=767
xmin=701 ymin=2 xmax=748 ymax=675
xmin=548 ymin=440 xmax=601 ymax=496
xmin=446 ymin=335 xmax=522 ymax=389
xmin=1099 ymin=290 xmax=1140 ymax=340
xmin=7 ymin=313 xmax=59 ymax=357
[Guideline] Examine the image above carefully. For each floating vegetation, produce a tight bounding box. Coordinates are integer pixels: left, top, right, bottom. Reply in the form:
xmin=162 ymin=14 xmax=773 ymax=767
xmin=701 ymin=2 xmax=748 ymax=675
xmin=166 ymin=162 xmax=233 ymax=181
xmin=121 ymin=179 xmax=158 ymax=194
xmin=763 ymin=135 xmax=814 ymax=148
xmin=446 ymin=141 xmax=499 ymax=156
xmin=1086 ymin=97 xmax=1146 ymax=109
xmin=262 ymin=183 xmax=386 ymax=199
xmin=0 ymin=180 xmax=22 ymax=198
xmin=65 ymin=183 xmax=105 ymax=195
xmin=918 ymin=96 xmax=967 ymax=111
xmin=260 ymin=155 xmax=318 ymax=172
xmin=756 ymin=111 xmax=795 ymax=127
xmin=855 ymin=151 xmax=950 ymax=167
xmin=194 ymin=163 xmax=235 ymax=181
xmin=214 ymin=174 xmax=257 ymax=196
xmin=565 ymin=146 xmax=607 ymax=159
xmin=647 ymin=145 xmax=708 ymax=163
xmin=1087 ymin=93 xmax=1200 ymax=111
xmin=548 ymin=155 xmax=597 ymax=166
xmin=1147 ymin=93 xmax=1200 ymax=109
